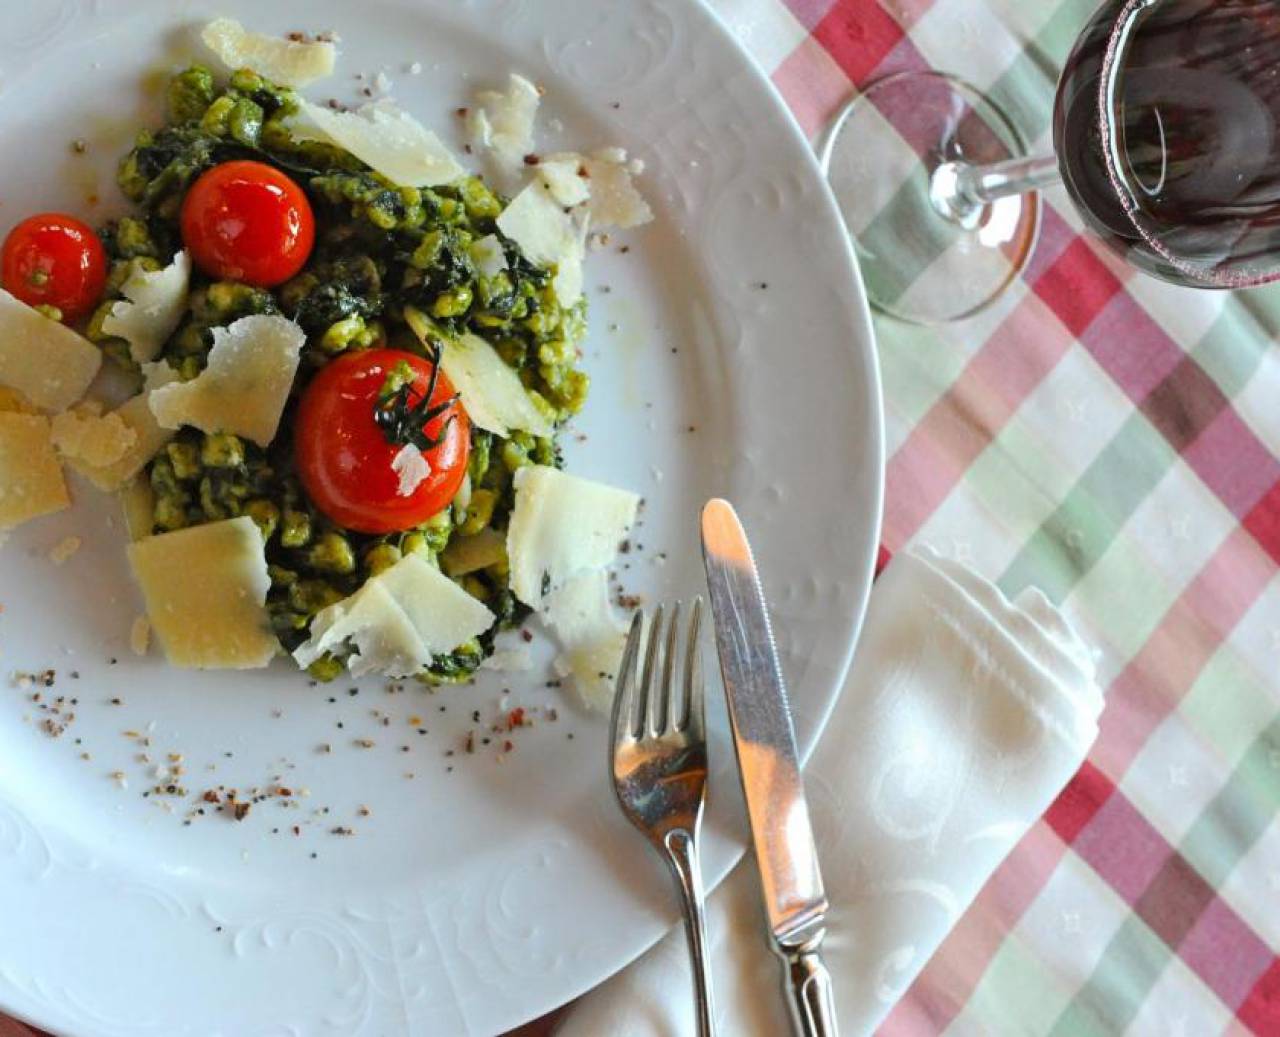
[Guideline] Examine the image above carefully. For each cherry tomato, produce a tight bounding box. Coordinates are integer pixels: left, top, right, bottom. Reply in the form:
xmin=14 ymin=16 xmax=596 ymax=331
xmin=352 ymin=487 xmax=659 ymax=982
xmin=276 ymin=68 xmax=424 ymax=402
xmin=1 ymin=213 xmax=107 ymax=321
xmin=295 ymin=348 xmax=471 ymax=534
xmin=179 ymin=160 xmax=315 ymax=287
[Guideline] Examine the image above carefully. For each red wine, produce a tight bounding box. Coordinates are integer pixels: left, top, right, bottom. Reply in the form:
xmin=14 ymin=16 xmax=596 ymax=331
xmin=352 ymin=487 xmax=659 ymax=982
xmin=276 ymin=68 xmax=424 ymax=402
xmin=1054 ymin=0 xmax=1280 ymax=287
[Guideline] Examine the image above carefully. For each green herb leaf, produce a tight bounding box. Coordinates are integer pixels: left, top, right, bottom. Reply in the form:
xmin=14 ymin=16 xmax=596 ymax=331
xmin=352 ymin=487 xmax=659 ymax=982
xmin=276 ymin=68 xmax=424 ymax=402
xmin=373 ymin=344 xmax=457 ymax=453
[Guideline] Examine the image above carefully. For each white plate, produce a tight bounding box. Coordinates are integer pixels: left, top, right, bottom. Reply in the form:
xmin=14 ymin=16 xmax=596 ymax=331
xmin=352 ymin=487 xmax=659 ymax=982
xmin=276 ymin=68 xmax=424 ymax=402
xmin=0 ymin=1 xmax=882 ymax=1033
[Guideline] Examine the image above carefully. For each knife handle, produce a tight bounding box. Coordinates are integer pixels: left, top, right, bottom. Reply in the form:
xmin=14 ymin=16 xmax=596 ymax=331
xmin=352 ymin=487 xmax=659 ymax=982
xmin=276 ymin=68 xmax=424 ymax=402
xmin=781 ymin=932 xmax=838 ymax=1037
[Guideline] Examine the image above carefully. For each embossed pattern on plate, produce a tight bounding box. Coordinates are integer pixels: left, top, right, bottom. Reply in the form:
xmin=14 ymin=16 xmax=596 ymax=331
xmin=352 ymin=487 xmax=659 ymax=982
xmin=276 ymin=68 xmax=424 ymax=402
xmin=0 ymin=1 xmax=882 ymax=1033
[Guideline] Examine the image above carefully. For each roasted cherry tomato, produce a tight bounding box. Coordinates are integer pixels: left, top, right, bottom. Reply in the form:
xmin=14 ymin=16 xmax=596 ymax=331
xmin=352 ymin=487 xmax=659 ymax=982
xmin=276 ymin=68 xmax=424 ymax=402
xmin=1 ymin=212 xmax=107 ymax=322
xmin=295 ymin=348 xmax=471 ymax=534
xmin=179 ymin=160 xmax=315 ymax=287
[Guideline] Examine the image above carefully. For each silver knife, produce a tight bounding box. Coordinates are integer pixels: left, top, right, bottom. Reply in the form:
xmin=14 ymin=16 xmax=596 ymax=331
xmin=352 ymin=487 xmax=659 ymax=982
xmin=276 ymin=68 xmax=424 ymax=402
xmin=700 ymin=498 xmax=838 ymax=1037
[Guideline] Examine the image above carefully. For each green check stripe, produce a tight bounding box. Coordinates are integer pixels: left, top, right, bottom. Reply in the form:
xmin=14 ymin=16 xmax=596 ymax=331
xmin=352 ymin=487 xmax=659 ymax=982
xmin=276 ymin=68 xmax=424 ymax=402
xmin=998 ymin=411 xmax=1174 ymax=602
xmin=999 ymin=295 xmax=1276 ymax=602
xmin=1049 ymin=915 xmax=1171 ymax=1036
xmin=985 ymin=0 xmax=1108 ymax=146
xmin=856 ymin=170 xmax=964 ymax=307
xmin=1050 ymin=710 xmax=1280 ymax=1028
xmin=1182 ymin=711 xmax=1280 ymax=889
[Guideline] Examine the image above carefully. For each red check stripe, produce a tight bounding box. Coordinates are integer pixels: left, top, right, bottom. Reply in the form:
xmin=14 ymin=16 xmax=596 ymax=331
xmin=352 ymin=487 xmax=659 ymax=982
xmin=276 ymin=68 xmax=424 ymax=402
xmin=763 ymin=2 xmax=1280 ymax=1032
xmin=812 ymin=1 xmax=919 ymax=85
xmin=1094 ymin=526 xmax=1275 ymax=779
xmin=1240 ymin=960 xmax=1280 ymax=1034
xmin=1243 ymin=480 xmax=1280 ymax=566
xmin=884 ymin=293 xmax=1074 ymax=547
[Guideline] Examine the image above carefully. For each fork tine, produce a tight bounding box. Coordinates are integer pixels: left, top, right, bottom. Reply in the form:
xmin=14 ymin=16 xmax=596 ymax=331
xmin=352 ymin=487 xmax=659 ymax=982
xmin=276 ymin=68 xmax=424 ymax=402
xmin=652 ymin=600 xmax=680 ymax=734
xmin=684 ymin=597 xmax=705 ymax=739
xmin=638 ymin=603 xmax=665 ymax=737
xmin=610 ymin=611 xmax=645 ymax=753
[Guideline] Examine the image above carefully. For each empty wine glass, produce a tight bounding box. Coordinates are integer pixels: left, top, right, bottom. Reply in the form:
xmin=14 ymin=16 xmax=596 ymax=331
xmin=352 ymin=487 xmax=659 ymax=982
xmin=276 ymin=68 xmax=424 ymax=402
xmin=822 ymin=0 xmax=1280 ymax=324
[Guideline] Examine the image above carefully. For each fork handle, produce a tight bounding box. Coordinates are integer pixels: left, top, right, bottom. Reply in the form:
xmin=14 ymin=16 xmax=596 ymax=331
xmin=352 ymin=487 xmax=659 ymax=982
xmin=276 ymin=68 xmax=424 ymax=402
xmin=662 ymin=828 xmax=715 ymax=1037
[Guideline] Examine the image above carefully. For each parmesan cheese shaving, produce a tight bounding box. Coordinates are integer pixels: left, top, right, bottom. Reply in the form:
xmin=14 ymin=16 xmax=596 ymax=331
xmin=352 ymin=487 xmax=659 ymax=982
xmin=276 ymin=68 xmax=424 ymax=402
xmin=119 ymin=476 xmax=155 ymax=542
xmin=127 ymin=516 xmax=277 ymax=669
xmin=466 ymin=107 xmax=494 ymax=153
xmin=130 ymin=615 xmax=151 ymax=656
xmin=294 ymin=553 xmax=494 ymax=676
xmin=0 ymin=290 xmax=102 ymax=413
xmin=496 ymin=181 xmax=588 ymax=306
xmin=373 ymin=554 xmax=494 ymax=655
xmin=471 ymin=73 xmax=540 ymax=167
xmin=469 ymin=234 xmax=508 ymax=278
xmin=201 ymin=18 xmax=337 ymax=87
xmin=481 ymin=646 xmax=534 ymax=672
xmin=50 ymin=405 xmax=138 ymax=469
xmin=545 ymin=570 xmax=629 ymax=710
xmin=538 ymin=156 xmax=591 ymax=207
xmin=391 ymin=443 xmax=431 ymax=496
xmin=0 ymin=387 xmax=37 ymax=415
xmin=295 ymin=579 xmax=429 ymax=678
xmin=506 ymin=465 xmax=639 ymax=605
xmin=404 ymin=308 xmax=552 ymax=438
xmin=73 ymin=371 xmax=180 ymax=493
xmin=48 ymin=536 xmax=82 ymax=566
xmin=296 ymin=99 xmax=464 ymax=187
xmin=544 ymin=148 xmax=653 ymax=229
xmin=100 ymin=251 xmax=191 ymax=364
xmin=0 ymin=413 xmax=70 ymax=530
xmin=149 ymin=314 xmax=305 ymax=447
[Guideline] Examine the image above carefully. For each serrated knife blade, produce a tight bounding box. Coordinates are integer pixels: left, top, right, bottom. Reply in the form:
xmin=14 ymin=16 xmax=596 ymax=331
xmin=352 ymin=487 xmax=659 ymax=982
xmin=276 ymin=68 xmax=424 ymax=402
xmin=701 ymin=498 xmax=838 ymax=1037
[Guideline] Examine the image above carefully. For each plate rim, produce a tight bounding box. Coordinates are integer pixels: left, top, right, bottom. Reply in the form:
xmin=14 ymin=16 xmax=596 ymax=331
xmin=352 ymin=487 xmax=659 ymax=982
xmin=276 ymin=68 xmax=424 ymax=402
xmin=0 ymin=0 xmax=884 ymax=1032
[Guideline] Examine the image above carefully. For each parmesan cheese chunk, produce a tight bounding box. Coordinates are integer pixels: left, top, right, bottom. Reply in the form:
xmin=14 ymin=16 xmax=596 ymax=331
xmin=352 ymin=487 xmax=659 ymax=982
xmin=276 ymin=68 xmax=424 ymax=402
xmin=580 ymin=148 xmax=653 ymax=229
xmin=294 ymin=553 xmax=494 ymax=676
xmin=126 ymin=516 xmax=277 ymax=669
xmin=149 ymin=315 xmax=304 ymax=447
xmin=538 ymin=156 xmax=591 ymax=207
xmin=496 ymin=181 xmax=588 ymax=306
xmin=295 ymin=579 xmax=429 ymax=678
xmin=201 ymin=18 xmax=337 ymax=87
xmin=0 ymin=413 xmax=69 ymax=530
xmin=481 ymin=645 xmax=534 ymax=672
xmin=506 ymin=465 xmax=640 ymax=605
xmin=472 ymin=73 xmax=540 ymax=167
xmin=296 ymin=99 xmax=464 ymax=188
xmin=466 ymin=107 xmax=494 ymax=153
xmin=73 ymin=370 xmax=180 ymax=492
xmin=544 ymin=149 xmax=653 ymax=229
xmin=119 ymin=475 xmax=155 ymax=542
xmin=391 ymin=443 xmax=431 ymax=496
xmin=50 ymin=404 xmax=138 ymax=469
xmin=545 ymin=570 xmax=629 ymax=710
xmin=100 ymin=251 xmax=191 ymax=364
xmin=404 ymin=308 xmax=552 ymax=438
xmin=374 ymin=554 xmax=494 ymax=655
xmin=0 ymin=290 xmax=102 ymax=413
xmin=0 ymin=387 xmax=37 ymax=415
xmin=48 ymin=535 xmax=82 ymax=566
xmin=130 ymin=615 xmax=151 ymax=656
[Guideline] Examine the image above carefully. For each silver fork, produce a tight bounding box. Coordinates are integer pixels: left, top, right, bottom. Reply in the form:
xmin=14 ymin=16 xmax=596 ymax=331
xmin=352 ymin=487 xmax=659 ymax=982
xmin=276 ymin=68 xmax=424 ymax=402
xmin=609 ymin=600 xmax=715 ymax=1037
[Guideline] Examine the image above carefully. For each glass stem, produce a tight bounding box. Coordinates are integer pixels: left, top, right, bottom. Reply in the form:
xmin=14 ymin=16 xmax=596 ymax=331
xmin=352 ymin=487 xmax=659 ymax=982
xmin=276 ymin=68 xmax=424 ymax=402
xmin=930 ymin=153 xmax=1061 ymax=228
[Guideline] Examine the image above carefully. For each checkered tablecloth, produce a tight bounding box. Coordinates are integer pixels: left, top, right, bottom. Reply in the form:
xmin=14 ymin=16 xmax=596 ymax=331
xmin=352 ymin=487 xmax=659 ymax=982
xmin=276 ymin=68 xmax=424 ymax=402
xmin=705 ymin=0 xmax=1280 ymax=1032
xmin=4 ymin=4 xmax=1277 ymax=1036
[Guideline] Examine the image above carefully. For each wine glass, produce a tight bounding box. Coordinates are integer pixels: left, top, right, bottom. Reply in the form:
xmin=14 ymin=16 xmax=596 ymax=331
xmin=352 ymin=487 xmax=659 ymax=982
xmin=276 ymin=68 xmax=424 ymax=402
xmin=821 ymin=0 xmax=1280 ymax=324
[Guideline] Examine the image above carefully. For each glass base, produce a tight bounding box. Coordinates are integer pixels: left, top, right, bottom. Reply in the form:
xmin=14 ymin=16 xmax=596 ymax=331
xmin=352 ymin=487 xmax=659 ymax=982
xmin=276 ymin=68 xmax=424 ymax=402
xmin=821 ymin=72 xmax=1041 ymax=325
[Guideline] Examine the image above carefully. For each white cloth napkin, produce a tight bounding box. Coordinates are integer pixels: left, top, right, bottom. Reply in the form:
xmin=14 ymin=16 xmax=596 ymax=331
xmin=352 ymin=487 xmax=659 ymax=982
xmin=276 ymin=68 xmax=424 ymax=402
xmin=556 ymin=549 xmax=1104 ymax=1037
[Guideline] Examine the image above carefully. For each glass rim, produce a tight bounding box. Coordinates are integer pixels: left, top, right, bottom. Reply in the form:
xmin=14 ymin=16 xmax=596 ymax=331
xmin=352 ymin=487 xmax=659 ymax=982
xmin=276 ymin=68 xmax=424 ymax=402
xmin=1098 ymin=0 xmax=1280 ymax=290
